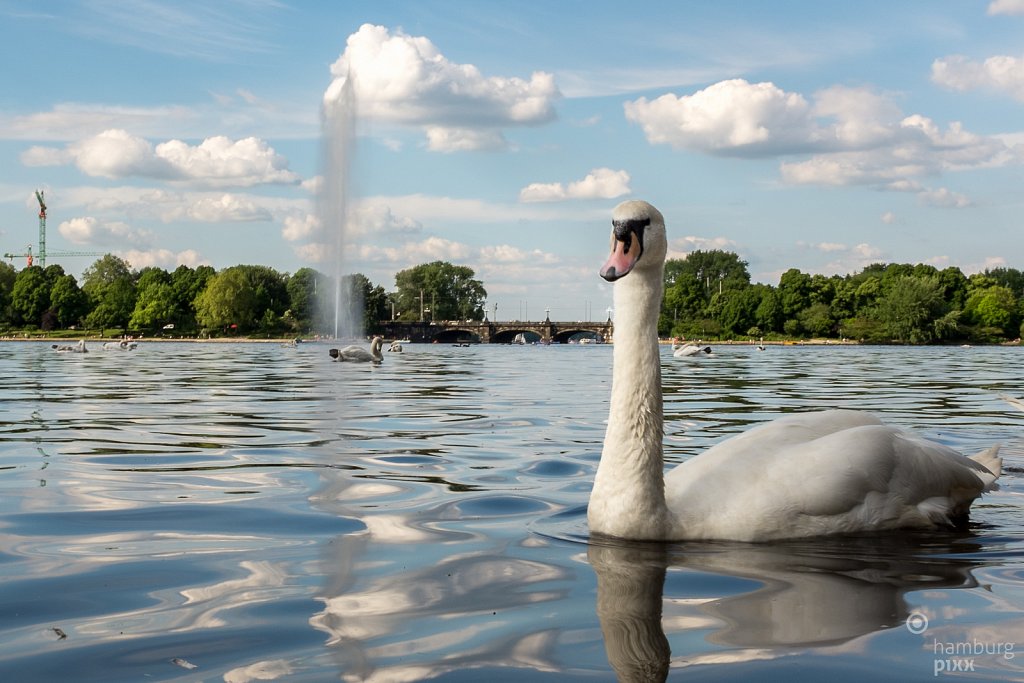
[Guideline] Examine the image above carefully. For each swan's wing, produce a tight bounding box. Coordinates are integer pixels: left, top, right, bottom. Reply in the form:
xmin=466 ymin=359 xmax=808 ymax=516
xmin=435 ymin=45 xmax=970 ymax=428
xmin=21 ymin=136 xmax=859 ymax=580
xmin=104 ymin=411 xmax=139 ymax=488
xmin=334 ymin=345 xmax=374 ymax=362
xmin=664 ymin=411 xmax=997 ymax=540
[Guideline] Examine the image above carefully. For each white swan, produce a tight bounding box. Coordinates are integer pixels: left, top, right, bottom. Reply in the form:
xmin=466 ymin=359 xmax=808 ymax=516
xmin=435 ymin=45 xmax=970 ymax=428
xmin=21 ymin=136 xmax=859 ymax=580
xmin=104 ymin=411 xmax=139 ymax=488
xmin=53 ymin=339 xmax=88 ymax=353
xmin=590 ymin=200 xmax=1002 ymax=542
xmin=672 ymin=339 xmax=712 ymax=357
xmin=388 ymin=340 xmax=403 ymax=353
xmin=329 ymin=336 xmax=384 ymax=364
xmin=102 ymin=340 xmax=137 ymax=351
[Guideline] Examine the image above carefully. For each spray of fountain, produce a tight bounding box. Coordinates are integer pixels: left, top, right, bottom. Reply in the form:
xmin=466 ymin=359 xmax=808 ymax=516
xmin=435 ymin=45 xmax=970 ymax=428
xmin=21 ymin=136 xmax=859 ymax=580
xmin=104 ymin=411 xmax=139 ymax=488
xmin=318 ymin=72 xmax=363 ymax=341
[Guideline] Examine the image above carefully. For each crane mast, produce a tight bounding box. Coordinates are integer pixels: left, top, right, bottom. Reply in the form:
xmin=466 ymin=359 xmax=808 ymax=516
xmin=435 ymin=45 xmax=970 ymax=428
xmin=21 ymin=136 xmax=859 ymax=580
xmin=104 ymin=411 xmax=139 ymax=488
xmin=35 ymin=190 xmax=47 ymax=268
xmin=3 ymin=189 xmax=105 ymax=267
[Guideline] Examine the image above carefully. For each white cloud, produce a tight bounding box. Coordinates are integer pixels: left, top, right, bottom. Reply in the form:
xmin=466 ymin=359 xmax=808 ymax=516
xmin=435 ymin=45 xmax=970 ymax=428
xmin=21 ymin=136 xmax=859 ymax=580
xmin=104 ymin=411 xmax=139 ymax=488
xmin=623 ymin=79 xmax=817 ymax=156
xmin=117 ymin=248 xmax=209 ymax=271
xmin=357 ymin=236 xmax=472 ymax=265
xmin=931 ymin=54 xmax=1024 ymax=101
xmin=155 ymin=135 xmax=300 ymax=186
xmin=185 ymin=194 xmax=273 ymax=222
xmin=881 ymin=211 xmax=896 ymax=224
xmin=324 ymin=24 xmax=560 ymax=150
xmin=23 ymin=129 xmax=301 ymax=187
xmin=293 ymin=242 xmax=330 ymax=264
xmin=519 ymin=168 xmax=631 ymax=202
xmin=58 ymin=186 xmax=305 ymax=226
xmin=988 ymin=0 xmax=1024 ymax=15
xmin=627 ymin=79 xmax=1016 ymax=209
xmin=917 ymin=187 xmax=972 ymax=209
xmin=807 ymin=241 xmax=886 ymax=276
xmin=668 ymin=235 xmax=739 ymax=260
xmin=351 ymin=203 xmax=422 ymax=236
xmin=58 ymin=216 xmax=154 ymax=247
xmin=478 ymin=245 xmax=560 ymax=265
xmin=425 ymin=127 xmax=508 ymax=153
xmin=282 ymin=214 xmax=321 ymax=242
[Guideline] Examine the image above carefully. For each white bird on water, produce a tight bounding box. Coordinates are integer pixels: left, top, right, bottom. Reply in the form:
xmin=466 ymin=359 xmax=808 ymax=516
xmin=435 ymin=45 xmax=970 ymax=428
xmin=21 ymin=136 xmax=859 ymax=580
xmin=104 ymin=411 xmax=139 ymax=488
xmin=53 ymin=339 xmax=88 ymax=353
xmin=589 ymin=200 xmax=1002 ymax=542
xmin=671 ymin=339 xmax=712 ymax=357
xmin=329 ymin=336 xmax=384 ymax=364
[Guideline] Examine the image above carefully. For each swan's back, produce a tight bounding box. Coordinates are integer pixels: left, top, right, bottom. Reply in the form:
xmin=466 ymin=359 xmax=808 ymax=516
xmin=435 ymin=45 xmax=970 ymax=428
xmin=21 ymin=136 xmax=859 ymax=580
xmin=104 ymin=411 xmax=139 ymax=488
xmin=664 ymin=410 xmax=1001 ymax=541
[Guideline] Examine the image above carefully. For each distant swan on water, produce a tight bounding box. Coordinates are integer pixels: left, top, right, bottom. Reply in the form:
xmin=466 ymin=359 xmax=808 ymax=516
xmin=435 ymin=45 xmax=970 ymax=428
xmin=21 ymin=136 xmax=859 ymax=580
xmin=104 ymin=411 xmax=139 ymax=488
xmin=589 ymin=200 xmax=1002 ymax=542
xmin=388 ymin=340 xmax=403 ymax=353
xmin=102 ymin=340 xmax=137 ymax=351
xmin=329 ymin=336 xmax=384 ymax=364
xmin=52 ymin=339 xmax=88 ymax=353
xmin=671 ymin=338 xmax=711 ymax=357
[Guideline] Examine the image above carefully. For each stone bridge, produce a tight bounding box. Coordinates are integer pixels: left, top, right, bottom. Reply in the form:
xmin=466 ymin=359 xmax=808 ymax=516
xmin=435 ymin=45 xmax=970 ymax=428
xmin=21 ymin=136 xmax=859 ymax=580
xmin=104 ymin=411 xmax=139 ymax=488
xmin=379 ymin=319 xmax=612 ymax=344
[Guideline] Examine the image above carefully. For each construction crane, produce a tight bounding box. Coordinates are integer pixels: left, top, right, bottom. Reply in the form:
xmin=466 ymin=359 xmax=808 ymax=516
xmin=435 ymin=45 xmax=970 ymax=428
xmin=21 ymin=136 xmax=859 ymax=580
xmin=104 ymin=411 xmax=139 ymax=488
xmin=35 ymin=190 xmax=46 ymax=267
xmin=3 ymin=189 xmax=106 ymax=268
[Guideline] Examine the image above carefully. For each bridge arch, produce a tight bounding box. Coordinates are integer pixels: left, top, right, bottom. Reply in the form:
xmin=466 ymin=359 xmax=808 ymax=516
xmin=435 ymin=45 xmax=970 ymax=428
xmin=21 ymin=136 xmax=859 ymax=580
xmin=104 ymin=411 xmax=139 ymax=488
xmin=430 ymin=328 xmax=481 ymax=344
xmin=552 ymin=328 xmax=606 ymax=344
xmin=491 ymin=328 xmax=543 ymax=344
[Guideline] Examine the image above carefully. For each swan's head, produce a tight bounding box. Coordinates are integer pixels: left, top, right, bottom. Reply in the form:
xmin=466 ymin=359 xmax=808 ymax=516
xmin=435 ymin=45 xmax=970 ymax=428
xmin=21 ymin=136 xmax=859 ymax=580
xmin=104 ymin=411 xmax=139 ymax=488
xmin=600 ymin=200 xmax=667 ymax=282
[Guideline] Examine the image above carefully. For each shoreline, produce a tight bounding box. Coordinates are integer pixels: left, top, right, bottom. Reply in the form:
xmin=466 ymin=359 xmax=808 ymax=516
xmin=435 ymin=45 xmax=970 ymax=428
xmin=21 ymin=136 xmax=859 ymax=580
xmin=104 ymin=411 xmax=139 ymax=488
xmin=3 ymin=336 xmax=1019 ymax=347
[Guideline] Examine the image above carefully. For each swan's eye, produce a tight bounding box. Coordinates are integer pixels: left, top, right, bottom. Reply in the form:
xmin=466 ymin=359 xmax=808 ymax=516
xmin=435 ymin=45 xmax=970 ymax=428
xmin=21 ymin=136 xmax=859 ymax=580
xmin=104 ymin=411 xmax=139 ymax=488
xmin=611 ymin=217 xmax=650 ymax=255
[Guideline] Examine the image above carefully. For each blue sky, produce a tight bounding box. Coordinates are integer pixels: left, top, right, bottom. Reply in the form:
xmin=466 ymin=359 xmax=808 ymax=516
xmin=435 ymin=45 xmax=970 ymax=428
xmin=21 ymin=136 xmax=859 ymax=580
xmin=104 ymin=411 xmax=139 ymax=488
xmin=1 ymin=1 xmax=1022 ymax=322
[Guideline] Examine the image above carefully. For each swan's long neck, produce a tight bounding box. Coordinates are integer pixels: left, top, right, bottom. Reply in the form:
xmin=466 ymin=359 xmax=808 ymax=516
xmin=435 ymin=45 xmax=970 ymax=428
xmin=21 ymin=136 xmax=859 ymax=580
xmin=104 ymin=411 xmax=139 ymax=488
xmin=590 ymin=270 xmax=668 ymax=540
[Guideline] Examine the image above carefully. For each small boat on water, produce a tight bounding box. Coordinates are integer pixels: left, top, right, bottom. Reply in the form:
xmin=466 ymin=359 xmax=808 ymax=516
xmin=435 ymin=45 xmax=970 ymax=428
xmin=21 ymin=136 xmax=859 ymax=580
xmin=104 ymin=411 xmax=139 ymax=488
xmin=512 ymin=333 xmax=526 ymax=345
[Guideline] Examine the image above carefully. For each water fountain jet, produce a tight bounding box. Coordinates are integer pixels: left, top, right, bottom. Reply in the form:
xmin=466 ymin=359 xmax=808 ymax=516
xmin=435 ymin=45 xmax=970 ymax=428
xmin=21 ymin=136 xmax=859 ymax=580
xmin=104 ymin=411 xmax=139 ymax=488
xmin=318 ymin=73 xmax=363 ymax=341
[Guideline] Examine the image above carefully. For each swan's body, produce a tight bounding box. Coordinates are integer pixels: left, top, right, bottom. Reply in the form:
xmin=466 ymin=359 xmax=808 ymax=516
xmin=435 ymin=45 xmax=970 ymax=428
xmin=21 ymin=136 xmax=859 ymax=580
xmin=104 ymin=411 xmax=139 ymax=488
xmin=672 ymin=342 xmax=711 ymax=357
xmin=53 ymin=339 xmax=88 ymax=353
xmin=103 ymin=340 xmax=137 ymax=351
xmin=329 ymin=336 xmax=384 ymax=364
xmin=589 ymin=200 xmax=1002 ymax=542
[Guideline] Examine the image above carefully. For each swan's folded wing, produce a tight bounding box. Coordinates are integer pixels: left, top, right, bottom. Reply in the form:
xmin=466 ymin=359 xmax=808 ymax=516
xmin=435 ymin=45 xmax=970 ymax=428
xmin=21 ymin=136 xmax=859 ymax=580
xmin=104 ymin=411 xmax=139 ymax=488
xmin=663 ymin=417 xmax=997 ymax=540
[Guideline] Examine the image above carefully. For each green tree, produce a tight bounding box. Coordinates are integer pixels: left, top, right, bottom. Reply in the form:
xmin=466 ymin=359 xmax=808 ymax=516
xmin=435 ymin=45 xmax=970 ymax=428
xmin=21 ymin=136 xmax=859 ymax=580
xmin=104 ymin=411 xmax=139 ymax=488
xmin=85 ymin=278 xmax=137 ymax=332
xmin=393 ymin=261 xmax=486 ymax=321
xmin=170 ymin=264 xmax=214 ymax=332
xmin=966 ymin=285 xmax=1019 ymax=336
xmin=286 ymin=267 xmax=326 ymax=330
xmin=661 ymin=251 xmax=750 ymax=335
xmin=49 ymin=274 xmax=89 ymax=328
xmin=798 ymin=302 xmax=834 ymax=337
xmin=718 ymin=286 xmax=765 ymax=336
xmin=195 ymin=267 xmax=258 ymax=332
xmin=0 ymin=261 xmax=18 ymax=324
xmin=81 ymin=255 xmax=132 ymax=300
xmin=754 ymin=287 xmax=783 ymax=333
xmin=243 ymin=265 xmax=288 ymax=318
xmin=936 ymin=267 xmax=969 ymax=311
xmin=130 ymin=268 xmax=176 ymax=330
xmin=11 ymin=266 xmax=51 ymax=326
xmin=778 ymin=268 xmax=812 ymax=318
xmin=81 ymin=255 xmax=136 ymax=331
xmin=875 ymin=275 xmax=945 ymax=343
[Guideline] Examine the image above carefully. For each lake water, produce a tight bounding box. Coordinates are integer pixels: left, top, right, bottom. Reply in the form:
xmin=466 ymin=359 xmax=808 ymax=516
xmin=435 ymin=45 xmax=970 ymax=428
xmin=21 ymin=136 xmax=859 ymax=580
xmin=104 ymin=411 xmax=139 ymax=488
xmin=1 ymin=340 xmax=1022 ymax=682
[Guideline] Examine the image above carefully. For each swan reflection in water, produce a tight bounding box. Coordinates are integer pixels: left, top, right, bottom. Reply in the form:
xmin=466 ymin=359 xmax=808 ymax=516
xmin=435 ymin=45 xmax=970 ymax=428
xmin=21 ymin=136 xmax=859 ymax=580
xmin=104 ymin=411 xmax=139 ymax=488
xmin=590 ymin=533 xmax=984 ymax=682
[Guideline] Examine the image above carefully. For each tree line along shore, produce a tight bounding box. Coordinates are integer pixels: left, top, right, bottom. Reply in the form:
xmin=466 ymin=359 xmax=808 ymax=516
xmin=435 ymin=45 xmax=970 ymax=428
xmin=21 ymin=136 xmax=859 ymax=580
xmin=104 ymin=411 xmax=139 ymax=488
xmin=1 ymin=251 xmax=1021 ymax=345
